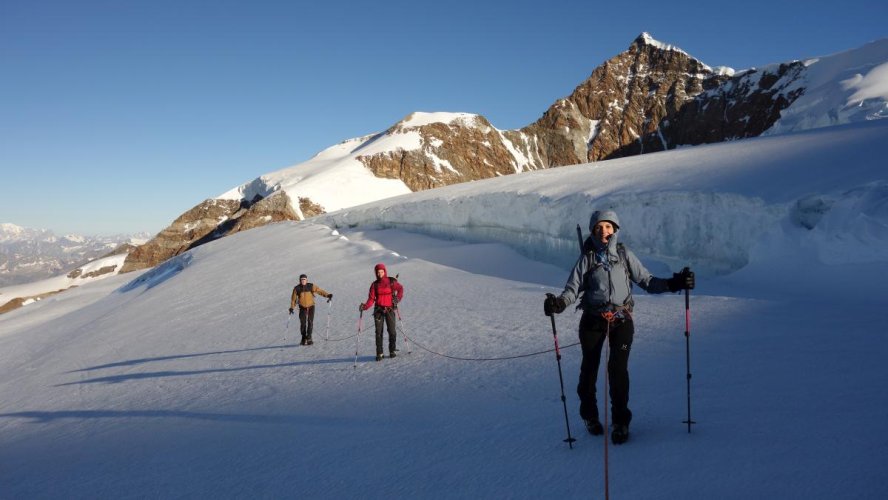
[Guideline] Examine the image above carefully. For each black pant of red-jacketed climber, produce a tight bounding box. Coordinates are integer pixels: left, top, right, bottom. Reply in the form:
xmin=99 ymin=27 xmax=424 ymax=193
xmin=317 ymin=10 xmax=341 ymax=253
xmin=374 ymin=307 xmax=397 ymax=355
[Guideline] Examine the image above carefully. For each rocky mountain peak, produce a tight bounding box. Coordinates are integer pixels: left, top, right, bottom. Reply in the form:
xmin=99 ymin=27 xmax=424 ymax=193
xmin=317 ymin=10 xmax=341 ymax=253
xmin=522 ymin=33 xmax=718 ymax=164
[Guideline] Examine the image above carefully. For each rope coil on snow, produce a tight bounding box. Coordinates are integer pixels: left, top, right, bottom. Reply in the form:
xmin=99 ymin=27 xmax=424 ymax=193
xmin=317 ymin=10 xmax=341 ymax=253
xmin=322 ymin=332 xmax=360 ymax=342
xmin=403 ymin=332 xmax=580 ymax=361
xmin=309 ymin=310 xmax=581 ymax=360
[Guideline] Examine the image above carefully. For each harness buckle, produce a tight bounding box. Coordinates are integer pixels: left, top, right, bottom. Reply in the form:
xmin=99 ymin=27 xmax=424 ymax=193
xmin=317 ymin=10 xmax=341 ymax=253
xmin=599 ymin=305 xmax=632 ymax=324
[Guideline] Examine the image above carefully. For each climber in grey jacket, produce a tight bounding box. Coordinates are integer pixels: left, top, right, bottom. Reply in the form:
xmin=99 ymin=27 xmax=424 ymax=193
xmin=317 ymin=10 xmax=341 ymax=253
xmin=544 ymin=209 xmax=694 ymax=445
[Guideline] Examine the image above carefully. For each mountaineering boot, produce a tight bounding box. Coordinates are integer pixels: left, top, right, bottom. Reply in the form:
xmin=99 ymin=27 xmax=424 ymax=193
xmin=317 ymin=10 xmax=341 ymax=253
xmin=584 ymin=419 xmax=604 ymax=436
xmin=300 ymin=336 xmax=307 ymax=346
xmin=376 ymin=353 xmax=383 ymax=362
xmin=389 ymin=351 xmax=397 ymax=358
xmin=306 ymin=337 xmax=314 ymax=345
xmin=611 ymin=424 xmax=629 ymax=445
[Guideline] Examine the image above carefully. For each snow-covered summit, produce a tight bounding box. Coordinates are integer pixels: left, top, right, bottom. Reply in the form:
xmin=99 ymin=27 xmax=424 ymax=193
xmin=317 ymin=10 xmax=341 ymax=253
xmin=0 ymin=223 xmax=45 ymax=243
xmin=634 ymin=32 xmax=690 ymax=57
xmin=0 ymin=222 xmax=25 ymax=235
xmin=216 ymin=134 xmax=412 ymax=216
xmin=397 ymin=111 xmax=482 ymax=129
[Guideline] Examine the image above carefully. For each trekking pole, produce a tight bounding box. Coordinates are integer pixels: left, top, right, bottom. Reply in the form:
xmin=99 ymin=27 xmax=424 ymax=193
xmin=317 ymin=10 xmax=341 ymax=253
xmin=395 ymin=308 xmax=411 ymax=355
xmin=285 ymin=311 xmax=292 ymax=340
xmin=548 ymin=312 xmax=577 ymax=449
xmin=354 ymin=308 xmax=364 ymax=369
xmin=682 ymin=269 xmax=696 ymax=433
xmin=603 ymin=322 xmax=611 ymax=500
xmin=325 ymin=299 xmax=333 ymax=341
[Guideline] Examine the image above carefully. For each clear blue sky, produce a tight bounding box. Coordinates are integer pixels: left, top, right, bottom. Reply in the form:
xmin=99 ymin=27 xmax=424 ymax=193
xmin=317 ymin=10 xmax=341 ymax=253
xmin=2 ymin=0 xmax=885 ymax=236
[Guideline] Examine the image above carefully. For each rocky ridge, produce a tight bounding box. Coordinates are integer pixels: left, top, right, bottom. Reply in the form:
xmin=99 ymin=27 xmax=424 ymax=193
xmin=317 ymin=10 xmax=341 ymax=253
xmin=120 ymin=191 xmax=297 ymax=273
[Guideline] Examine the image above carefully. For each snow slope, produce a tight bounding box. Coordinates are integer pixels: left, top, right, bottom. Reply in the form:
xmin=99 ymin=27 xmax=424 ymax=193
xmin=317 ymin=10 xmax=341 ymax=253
xmin=215 ymin=112 xmax=506 ymax=216
xmin=765 ymin=38 xmax=888 ymax=135
xmin=1 ymin=121 xmax=886 ymax=499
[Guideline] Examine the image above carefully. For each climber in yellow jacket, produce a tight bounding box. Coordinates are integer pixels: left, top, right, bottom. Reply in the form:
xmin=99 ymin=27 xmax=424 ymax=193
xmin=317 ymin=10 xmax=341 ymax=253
xmin=289 ymin=274 xmax=332 ymax=345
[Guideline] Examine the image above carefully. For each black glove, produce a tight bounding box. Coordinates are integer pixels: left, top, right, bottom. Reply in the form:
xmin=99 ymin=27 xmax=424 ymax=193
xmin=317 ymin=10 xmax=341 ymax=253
xmin=544 ymin=293 xmax=567 ymax=316
xmin=288 ymin=308 xmax=294 ymax=314
xmin=327 ymin=294 xmax=333 ymax=303
xmin=358 ymin=303 xmax=364 ymax=313
xmin=668 ymin=267 xmax=695 ymax=292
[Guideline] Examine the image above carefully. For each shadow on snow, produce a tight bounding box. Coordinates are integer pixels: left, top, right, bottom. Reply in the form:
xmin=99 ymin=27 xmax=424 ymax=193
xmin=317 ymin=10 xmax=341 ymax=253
xmin=56 ymin=356 xmax=366 ymax=386
xmin=0 ymin=409 xmax=357 ymax=426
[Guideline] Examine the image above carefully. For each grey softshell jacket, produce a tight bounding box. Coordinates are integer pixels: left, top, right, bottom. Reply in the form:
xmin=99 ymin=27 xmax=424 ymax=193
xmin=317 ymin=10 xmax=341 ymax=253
xmin=559 ymin=234 xmax=671 ymax=311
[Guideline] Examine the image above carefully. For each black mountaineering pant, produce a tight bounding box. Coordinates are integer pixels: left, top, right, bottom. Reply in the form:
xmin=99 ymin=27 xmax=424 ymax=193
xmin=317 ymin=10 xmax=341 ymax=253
xmin=299 ymin=305 xmax=315 ymax=340
xmin=577 ymin=311 xmax=634 ymax=427
xmin=374 ymin=307 xmax=397 ymax=355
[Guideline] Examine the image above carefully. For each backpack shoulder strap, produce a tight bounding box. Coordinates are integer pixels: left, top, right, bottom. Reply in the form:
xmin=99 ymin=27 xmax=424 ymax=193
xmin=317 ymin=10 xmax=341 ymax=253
xmin=374 ymin=277 xmax=397 ymax=300
xmin=616 ymin=243 xmax=628 ymax=267
xmin=617 ymin=242 xmax=635 ymax=309
xmin=616 ymin=242 xmax=632 ymax=280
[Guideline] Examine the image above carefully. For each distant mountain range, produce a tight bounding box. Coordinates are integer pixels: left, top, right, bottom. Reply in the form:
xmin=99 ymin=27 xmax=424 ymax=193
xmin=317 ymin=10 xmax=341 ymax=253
xmin=0 ymin=223 xmax=147 ymax=287
xmin=121 ymin=33 xmax=888 ymax=274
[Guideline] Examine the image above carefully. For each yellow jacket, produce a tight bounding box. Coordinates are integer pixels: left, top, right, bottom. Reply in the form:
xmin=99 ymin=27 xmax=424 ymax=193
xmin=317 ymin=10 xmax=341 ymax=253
xmin=290 ymin=283 xmax=331 ymax=309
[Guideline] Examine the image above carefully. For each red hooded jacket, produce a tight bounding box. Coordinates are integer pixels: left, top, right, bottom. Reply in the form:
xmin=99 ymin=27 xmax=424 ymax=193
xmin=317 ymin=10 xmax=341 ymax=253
xmin=361 ymin=263 xmax=404 ymax=310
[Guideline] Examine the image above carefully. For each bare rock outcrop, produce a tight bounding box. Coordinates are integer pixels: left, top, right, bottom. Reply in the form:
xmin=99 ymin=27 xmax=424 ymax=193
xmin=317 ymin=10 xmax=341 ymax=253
xmin=121 ymin=192 xmax=299 ymax=273
xmin=358 ymin=114 xmax=536 ymax=191
xmin=523 ymin=33 xmax=806 ymax=161
xmin=67 ymin=265 xmax=118 ymax=279
xmin=228 ymin=190 xmax=300 ymax=234
xmin=654 ymin=61 xmax=806 ymax=152
xmin=298 ymin=197 xmax=326 ymax=219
